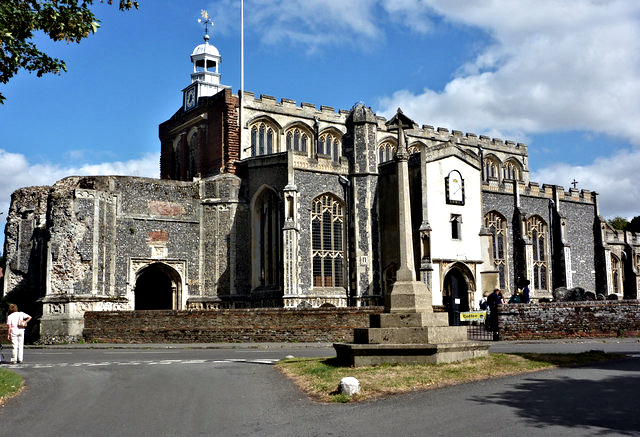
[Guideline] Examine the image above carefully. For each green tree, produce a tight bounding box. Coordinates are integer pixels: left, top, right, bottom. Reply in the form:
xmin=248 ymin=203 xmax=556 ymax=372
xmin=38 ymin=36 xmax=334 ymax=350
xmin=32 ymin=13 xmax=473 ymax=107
xmin=0 ymin=0 xmax=138 ymax=104
xmin=628 ymin=215 xmax=640 ymax=233
xmin=608 ymin=216 xmax=629 ymax=231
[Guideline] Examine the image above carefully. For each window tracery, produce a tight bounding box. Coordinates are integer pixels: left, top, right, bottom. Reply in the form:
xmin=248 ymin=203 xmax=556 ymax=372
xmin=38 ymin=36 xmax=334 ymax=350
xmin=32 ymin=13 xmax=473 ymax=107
xmin=250 ymin=121 xmax=276 ymax=156
xmin=485 ymin=211 xmax=508 ymax=290
xmin=483 ymin=157 xmax=499 ymax=181
xmin=285 ymin=126 xmax=310 ymax=153
xmin=311 ymin=194 xmax=345 ymax=288
xmin=527 ymin=216 xmax=548 ymax=290
xmin=318 ymin=132 xmax=341 ymax=161
xmin=378 ymin=141 xmax=396 ymax=164
xmin=503 ymin=160 xmax=521 ymax=181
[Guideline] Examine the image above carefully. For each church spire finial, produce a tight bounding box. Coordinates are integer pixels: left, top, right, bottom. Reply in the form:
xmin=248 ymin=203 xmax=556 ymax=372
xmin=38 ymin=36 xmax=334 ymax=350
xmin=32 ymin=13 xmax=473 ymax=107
xmin=198 ymin=9 xmax=213 ymax=42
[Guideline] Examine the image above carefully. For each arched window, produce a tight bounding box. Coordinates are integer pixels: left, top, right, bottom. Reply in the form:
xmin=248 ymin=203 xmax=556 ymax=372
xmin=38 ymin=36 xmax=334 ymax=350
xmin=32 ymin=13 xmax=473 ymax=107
xmin=483 ymin=157 xmax=499 ymax=182
xmin=311 ymin=194 xmax=345 ymax=288
xmin=188 ymin=132 xmax=198 ymax=180
xmin=485 ymin=211 xmax=508 ymax=290
xmin=253 ymin=189 xmax=280 ymax=288
xmin=611 ymin=254 xmax=623 ymax=295
xmin=503 ymin=160 xmax=521 ymax=181
xmin=172 ymin=143 xmax=180 ymax=180
xmin=527 ymin=216 xmax=548 ymax=291
xmin=250 ymin=121 xmax=276 ymax=156
xmin=285 ymin=126 xmax=310 ymax=153
xmin=378 ymin=141 xmax=396 ymax=164
xmin=318 ymin=132 xmax=341 ymax=161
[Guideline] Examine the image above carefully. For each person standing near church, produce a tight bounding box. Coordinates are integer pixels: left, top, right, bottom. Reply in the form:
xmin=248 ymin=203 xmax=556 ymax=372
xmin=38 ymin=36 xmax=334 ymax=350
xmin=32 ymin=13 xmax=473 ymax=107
xmin=487 ymin=288 xmax=501 ymax=341
xmin=6 ymin=304 xmax=31 ymax=364
xmin=521 ymin=279 xmax=531 ymax=304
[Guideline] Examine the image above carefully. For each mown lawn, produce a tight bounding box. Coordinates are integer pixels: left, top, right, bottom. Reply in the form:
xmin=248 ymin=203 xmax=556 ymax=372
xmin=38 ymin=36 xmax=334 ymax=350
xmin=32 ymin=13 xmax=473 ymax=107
xmin=277 ymin=351 xmax=622 ymax=403
xmin=0 ymin=367 xmax=24 ymax=405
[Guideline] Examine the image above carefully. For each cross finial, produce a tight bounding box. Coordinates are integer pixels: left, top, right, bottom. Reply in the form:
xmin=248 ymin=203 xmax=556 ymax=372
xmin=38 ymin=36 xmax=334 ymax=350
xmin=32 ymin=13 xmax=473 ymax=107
xmin=571 ymin=179 xmax=579 ymax=189
xmin=198 ymin=10 xmax=213 ymax=40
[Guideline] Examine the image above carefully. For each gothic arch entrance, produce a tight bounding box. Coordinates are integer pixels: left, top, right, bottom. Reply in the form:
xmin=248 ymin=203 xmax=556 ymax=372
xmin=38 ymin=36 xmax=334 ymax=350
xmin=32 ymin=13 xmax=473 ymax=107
xmin=134 ymin=263 xmax=182 ymax=310
xmin=443 ymin=264 xmax=473 ymax=326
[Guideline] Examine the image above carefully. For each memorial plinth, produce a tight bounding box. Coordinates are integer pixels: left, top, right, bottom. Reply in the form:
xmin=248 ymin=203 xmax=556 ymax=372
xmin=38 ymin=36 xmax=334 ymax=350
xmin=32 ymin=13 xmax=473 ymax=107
xmin=334 ymin=280 xmax=489 ymax=367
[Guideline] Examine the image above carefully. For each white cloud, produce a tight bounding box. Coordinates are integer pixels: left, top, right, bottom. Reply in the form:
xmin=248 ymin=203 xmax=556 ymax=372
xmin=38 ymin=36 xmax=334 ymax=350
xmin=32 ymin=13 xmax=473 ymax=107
xmin=215 ymin=0 xmax=640 ymax=146
xmin=0 ymin=150 xmax=159 ymax=250
xmin=531 ymin=148 xmax=640 ymax=220
xmin=377 ymin=0 xmax=640 ymax=145
xmin=212 ymin=0 xmax=382 ymax=52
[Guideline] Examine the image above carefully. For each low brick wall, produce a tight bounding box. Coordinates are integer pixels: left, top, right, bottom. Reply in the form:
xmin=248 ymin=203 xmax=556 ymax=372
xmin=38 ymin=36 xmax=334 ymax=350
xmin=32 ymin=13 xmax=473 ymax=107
xmin=499 ymin=300 xmax=640 ymax=340
xmin=0 ymin=325 xmax=7 ymax=344
xmin=83 ymin=307 xmax=383 ymax=343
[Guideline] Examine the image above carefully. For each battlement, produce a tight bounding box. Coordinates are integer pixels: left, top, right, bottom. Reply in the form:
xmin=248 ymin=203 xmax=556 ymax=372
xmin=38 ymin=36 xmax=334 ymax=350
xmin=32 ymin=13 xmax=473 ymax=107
xmin=239 ymin=91 xmax=528 ymax=154
xmin=238 ymin=91 xmax=350 ymax=121
xmin=483 ymin=180 xmax=598 ymax=205
xmin=372 ymin=116 xmax=528 ymax=156
xmin=405 ymin=124 xmax=527 ymax=154
xmin=603 ymin=226 xmax=640 ymax=246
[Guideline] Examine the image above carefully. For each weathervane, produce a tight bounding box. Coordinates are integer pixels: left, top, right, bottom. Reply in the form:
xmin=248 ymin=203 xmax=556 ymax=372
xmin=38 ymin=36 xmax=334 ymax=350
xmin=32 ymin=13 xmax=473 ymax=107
xmin=198 ymin=10 xmax=213 ymax=39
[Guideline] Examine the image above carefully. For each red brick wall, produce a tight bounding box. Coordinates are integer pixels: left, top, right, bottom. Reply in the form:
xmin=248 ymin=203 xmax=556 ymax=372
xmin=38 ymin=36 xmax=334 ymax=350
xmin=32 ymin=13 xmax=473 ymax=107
xmin=83 ymin=307 xmax=383 ymax=343
xmin=499 ymin=301 xmax=640 ymax=340
xmin=0 ymin=325 xmax=7 ymax=345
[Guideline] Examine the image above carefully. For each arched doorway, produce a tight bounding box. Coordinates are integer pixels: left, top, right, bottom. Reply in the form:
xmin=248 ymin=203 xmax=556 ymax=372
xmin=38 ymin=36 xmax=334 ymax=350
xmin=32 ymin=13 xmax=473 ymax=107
xmin=134 ymin=263 xmax=181 ymax=310
xmin=443 ymin=265 xmax=472 ymax=326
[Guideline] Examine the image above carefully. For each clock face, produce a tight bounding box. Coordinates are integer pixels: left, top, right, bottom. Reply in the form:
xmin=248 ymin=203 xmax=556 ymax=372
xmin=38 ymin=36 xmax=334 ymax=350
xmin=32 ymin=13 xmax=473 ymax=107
xmin=185 ymin=88 xmax=196 ymax=110
xmin=446 ymin=170 xmax=465 ymax=205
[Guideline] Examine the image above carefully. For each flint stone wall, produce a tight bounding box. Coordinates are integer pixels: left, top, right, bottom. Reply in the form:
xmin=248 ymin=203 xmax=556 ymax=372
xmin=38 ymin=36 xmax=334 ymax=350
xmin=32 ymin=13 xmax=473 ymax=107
xmin=499 ymin=300 xmax=640 ymax=340
xmin=83 ymin=307 xmax=383 ymax=343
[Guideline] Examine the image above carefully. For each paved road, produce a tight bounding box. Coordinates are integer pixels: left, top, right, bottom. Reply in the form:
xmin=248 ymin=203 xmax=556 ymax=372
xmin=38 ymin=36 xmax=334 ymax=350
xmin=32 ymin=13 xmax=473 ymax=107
xmin=1 ymin=340 xmax=640 ymax=437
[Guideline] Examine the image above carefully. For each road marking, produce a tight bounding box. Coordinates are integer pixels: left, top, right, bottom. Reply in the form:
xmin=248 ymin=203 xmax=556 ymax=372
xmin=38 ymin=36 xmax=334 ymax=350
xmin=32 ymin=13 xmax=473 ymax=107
xmin=7 ymin=358 xmax=281 ymax=369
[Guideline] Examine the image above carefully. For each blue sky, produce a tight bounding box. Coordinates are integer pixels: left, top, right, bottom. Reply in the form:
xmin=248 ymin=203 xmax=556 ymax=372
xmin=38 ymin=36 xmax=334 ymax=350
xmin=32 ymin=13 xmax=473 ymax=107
xmin=2 ymin=0 xmax=640 ymax=251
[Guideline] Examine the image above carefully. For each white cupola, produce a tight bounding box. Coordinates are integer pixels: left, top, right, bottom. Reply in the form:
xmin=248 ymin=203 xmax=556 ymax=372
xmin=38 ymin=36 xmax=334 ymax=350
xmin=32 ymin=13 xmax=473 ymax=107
xmin=182 ymin=13 xmax=230 ymax=111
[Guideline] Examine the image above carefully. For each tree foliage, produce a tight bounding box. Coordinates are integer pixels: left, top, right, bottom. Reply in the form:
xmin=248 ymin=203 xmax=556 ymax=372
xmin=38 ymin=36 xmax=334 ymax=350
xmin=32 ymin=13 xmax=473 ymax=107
xmin=0 ymin=0 xmax=138 ymax=104
xmin=628 ymin=216 xmax=640 ymax=233
xmin=608 ymin=216 xmax=629 ymax=231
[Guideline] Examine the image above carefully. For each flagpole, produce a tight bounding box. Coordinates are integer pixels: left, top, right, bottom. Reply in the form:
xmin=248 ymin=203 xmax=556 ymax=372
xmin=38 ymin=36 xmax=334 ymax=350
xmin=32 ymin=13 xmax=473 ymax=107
xmin=240 ymin=0 xmax=244 ymax=158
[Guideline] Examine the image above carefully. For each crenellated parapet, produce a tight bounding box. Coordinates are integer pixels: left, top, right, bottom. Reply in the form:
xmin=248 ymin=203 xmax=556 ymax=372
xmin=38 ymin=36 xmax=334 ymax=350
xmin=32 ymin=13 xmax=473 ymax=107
xmin=239 ymin=91 xmax=349 ymax=126
xmin=482 ymin=180 xmax=598 ymax=205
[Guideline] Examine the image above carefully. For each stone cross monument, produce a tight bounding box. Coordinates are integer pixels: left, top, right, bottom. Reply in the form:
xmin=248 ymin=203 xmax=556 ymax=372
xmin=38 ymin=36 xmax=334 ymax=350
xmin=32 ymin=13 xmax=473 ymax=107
xmin=334 ymin=108 xmax=490 ymax=367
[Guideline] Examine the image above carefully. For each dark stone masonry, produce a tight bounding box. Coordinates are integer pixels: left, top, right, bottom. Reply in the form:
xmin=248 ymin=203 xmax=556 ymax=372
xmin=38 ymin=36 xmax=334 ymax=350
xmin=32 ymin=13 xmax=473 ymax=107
xmin=498 ymin=301 xmax=640 ymax=340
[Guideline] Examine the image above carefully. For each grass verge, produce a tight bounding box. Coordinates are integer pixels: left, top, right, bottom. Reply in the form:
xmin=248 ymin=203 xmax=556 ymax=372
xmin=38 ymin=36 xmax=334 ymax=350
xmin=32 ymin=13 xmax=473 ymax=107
xmin=0 ymin=367 xmax=24 ymax=406
xmin=277 ymin=351 xmax=622 ymax=403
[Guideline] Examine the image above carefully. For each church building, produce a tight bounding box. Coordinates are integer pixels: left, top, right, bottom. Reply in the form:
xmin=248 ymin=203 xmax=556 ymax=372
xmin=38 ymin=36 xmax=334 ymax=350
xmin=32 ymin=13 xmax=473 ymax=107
xmin=3 ymin=30 xmax=640 ymax=340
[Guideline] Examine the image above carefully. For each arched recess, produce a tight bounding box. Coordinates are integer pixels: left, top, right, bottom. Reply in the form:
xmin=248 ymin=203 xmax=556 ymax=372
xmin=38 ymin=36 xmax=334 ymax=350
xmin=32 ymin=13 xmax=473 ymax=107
xmin=187 ymin=128 xmax=199 ymax=180
xmin=250 ymin=186 xmax=282 ymax=290
xmin=408 ymin=141 xmax=425 ymax=156
xmin=134 ymin=262 xmax=183 ymax=310
xmin=382 ymin=263 xmax=398 ymax=301
xmin=611 ymin=253 xmax=623 ymax=295
xmin=442 ymin=263 xmax=475 ymax=325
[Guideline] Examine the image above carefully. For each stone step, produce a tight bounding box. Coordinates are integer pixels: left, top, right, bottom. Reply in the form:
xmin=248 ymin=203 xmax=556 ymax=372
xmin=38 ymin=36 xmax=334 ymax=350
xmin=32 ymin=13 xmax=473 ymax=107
xmin=354 ymin=325 xmax=468 ymax=345
xmin=370 ymin=312 xmax=449 ymax=328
